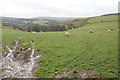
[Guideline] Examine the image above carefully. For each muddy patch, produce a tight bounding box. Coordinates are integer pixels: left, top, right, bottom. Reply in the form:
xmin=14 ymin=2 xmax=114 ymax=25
xmin=1 ymin=40 xmax=43 ymax=78
xmin=56 ymin=68 xmax=99 ymax=78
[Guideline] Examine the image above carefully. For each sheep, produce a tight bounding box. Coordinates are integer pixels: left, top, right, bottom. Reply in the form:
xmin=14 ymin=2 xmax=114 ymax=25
xmin=32 ymin=31 xmax=37 ymax=33
xmin=89 ymin=30 xmax=94 ymax=33
xmin=65 ymin=32 xmax=70 ymax=37
xmin=107 ymin=29 xmax=113 ymax=32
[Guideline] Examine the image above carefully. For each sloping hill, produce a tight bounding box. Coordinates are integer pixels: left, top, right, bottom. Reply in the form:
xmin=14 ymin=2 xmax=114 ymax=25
xmin=59 ymin=18 xmax=88 ymax=30
xmin=59 ymin=13 xmax=119 ymax=30
xmin=35 ymin=17 xmax=81 ymax=22
xmin=87 ymin=14 xmax=119 ymax=23
xmin=1 ymin=14 xmax=119 ymax=78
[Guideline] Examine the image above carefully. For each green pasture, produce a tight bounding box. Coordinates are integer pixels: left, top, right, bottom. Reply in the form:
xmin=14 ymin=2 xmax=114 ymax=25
xmin=32 ymin=20 xmax=48 ymax=25
xmin=1 ymin=14 xmax=118 ymax=78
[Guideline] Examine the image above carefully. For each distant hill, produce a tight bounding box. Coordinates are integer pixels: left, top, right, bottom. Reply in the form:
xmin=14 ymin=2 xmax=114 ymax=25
xmin=0 ymin=16 xmax=80 ymax=32
xmin=1 ymin=16 xmax=80 ymax=32
xmin=35 ymin=17 xmax=81 ymax=22
xmin=1 ymin=17 xmax=61 ymax=26
xmin=59 ymin=13 xmax=119 ymax=30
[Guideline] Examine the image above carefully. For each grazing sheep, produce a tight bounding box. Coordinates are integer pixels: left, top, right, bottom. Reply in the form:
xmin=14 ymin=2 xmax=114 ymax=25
xmin=65 ymin=32 xmax=70 ymax=37
xmin=89 ymin=30 xmax=94 ymax=33
xmin=32 ymin=31 xmax=37 ymax=33
xmin=107 ymin=29 xmax=113 ymax=32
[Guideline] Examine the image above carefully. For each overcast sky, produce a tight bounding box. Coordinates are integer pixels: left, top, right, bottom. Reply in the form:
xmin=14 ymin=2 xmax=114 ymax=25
xmin=0 ymin=0 xmax=119 ymax=18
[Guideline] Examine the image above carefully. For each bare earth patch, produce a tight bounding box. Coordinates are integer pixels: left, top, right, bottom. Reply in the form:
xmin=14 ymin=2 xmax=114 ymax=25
xmin=17 ymin=37 xmax=24 ymax=39
xmin=56 ymin=68 xmax=99 ymax=78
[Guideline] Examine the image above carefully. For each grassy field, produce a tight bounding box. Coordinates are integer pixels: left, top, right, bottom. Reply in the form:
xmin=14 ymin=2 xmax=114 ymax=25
xmin=32 ymin=20 xmax=48 ymax=25
xmin=23 ymin=20 xmax=48 ymax=25
xmin=87 ymin=15 xmax=119 ymax=23
xmin=1 ymin=14 xmax=118 ymax=78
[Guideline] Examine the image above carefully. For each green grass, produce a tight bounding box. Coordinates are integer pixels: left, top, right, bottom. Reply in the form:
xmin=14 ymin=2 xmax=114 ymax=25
xmin=2 ymin=14 xmax=118 ymax=78
xmin=0 ymin=68 xmax=7 ymax=78
xmin=60 ymin=18 xmax=88 ymax=28
xmin=32 ymin=20 xmax=48 ymax=25
xmin=23 ymin=21 xmax=32 ymax=23
xmin=23 ymin=20 xmax=48 ymax=25
xmin=87 ymin=15 xmax=119 ymax=23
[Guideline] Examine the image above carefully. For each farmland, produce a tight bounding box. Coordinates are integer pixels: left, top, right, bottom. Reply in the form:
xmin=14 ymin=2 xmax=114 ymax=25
xmin=1 ymin=14 xmax=119 ymax=78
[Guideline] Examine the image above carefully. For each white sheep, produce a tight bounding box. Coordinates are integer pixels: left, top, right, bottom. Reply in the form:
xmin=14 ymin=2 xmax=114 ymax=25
xmin=32 ymin=31 xmax=37 ymax=33
xmin=107 ymin=30 xmax=112 ymax=32
xmin=65 ymin=32 xmax=70 ymax=37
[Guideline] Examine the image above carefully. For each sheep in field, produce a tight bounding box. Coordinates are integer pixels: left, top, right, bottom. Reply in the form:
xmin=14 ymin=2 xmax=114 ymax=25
xmin=65 ymin=32 xmax=70 ymax=37
xmin=89 ymin=30 xmax=94 ymax=33
xmin=107 ymin=29 xmax=113 ymax=32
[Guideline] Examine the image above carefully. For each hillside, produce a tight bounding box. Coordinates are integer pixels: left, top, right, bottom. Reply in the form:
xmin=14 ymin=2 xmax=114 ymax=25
xmin=1 ymin=17 xmax=61 ymax=26
xmin=59 ymin=18 xmax=88 ymax=30
xmin=1 ymin=17 xmax=64 ymax=32
xmin=1 ymin=14 xmax=119 ymax=78
xmin=59 ymin=13 xmax=119 ymax=30
xmin=35 ymin=17 xmax=81 ymax=22
xmin=1 ymin=17 xmax=80 ymax=32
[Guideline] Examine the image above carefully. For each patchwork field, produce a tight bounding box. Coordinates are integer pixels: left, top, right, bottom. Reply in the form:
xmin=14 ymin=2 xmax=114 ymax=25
xmin=1 ymin=14 xmax=119 ymax=78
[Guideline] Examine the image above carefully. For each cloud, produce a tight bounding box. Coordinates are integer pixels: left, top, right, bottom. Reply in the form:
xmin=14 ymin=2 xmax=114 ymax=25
xmin=0 ymin=0 xmax=119 ymax=18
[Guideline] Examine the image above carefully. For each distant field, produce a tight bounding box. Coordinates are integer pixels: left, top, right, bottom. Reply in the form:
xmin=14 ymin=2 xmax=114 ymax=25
xmin=2 ymin=14 xmax=118 ymax=78
xmin=23 ymin=21 xmax=32 ymax=23
xmin=23 ymin=20 xmax=48 ymax=25
xmin=87 ymin=15 xmax=119 ymax=23
xmin=32 ymin=20 xmax=48 ymax=25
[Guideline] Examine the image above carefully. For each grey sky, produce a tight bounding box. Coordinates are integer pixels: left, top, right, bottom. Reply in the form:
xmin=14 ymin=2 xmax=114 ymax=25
xmin=0 ymin=0 xmax=119 ymax=18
